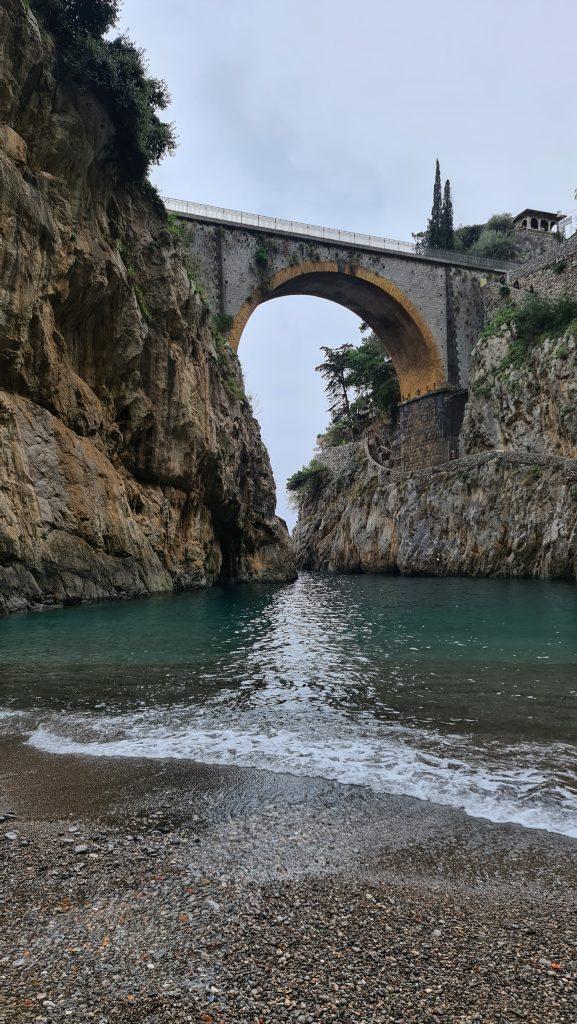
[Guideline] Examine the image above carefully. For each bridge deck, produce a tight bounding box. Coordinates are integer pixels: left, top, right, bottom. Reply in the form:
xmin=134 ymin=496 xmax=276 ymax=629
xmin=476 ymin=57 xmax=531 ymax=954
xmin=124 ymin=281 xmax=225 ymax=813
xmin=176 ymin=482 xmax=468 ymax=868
xmin=164 ymin=198 xmax=512 ymax=274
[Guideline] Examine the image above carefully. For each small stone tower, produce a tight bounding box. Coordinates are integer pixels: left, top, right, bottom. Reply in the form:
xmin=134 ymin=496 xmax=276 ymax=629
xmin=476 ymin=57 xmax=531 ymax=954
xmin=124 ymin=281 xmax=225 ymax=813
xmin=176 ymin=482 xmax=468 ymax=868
xmin=512 ymin=208 xmax=566 ymax=260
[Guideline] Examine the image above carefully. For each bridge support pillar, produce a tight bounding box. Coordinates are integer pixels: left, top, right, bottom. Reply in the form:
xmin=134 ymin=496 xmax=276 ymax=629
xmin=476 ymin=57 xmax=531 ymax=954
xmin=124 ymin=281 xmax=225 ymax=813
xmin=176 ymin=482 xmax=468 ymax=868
xmin=397 ymin=389 xmax=468 ymax=472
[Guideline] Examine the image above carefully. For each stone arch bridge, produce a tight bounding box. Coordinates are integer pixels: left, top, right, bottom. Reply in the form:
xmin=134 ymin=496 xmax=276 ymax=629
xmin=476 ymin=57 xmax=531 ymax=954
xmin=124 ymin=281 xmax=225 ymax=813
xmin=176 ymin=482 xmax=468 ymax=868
xmin=166 ymin=200 xmax=509 ymax=469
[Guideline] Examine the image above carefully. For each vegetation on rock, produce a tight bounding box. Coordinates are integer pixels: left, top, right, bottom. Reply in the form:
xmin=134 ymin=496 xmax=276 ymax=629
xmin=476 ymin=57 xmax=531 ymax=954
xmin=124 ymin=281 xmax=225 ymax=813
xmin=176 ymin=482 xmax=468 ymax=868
xmin=470 ymin=227 xmax=518 ymax=261
xmin=455 ymin=212 xmax=518 ymax=260
xmin=453 ymin=223 xmax=483 ymax=251
xmin=417 ymin=182 xmax=518 ymax=261
xmin=479 ymin=293 xmax=577 ymax=377
xmin=481 ymin=293 xmax=577 ymax=347
xmin=315 ymin=329 xmax=400 ymax=447
xmin=30 ymin=0 xmax=175 ymax=180
xmin=286 ymin=459 xmax=330 ymax=500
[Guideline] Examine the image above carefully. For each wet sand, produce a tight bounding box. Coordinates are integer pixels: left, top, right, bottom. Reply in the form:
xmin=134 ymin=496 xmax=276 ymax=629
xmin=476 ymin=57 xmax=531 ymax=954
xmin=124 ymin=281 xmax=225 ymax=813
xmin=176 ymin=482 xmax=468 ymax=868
xmin=1 ymin=738 xmax=577 ymax=1022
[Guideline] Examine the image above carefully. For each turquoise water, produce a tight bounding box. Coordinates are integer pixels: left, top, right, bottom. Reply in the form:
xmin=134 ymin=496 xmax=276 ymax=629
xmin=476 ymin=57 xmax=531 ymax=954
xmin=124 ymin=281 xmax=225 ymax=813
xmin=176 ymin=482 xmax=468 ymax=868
xmin=1 ymin=574 xmax=576 ymax=836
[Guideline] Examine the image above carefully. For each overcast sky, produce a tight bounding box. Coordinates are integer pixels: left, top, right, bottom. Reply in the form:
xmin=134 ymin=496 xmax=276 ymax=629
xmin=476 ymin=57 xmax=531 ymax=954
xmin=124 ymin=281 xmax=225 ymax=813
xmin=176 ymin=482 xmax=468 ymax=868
xmin=118 ymin=0 xmax=577 ymax=527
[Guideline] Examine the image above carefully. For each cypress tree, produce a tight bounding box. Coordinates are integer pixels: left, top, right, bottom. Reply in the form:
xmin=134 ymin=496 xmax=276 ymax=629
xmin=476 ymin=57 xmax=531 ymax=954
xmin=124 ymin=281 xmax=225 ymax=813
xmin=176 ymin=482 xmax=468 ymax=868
xmin=441 ymin=178 xmax=454 ymax=250
xmin=426 ymin=159 xmax=444 ymax=249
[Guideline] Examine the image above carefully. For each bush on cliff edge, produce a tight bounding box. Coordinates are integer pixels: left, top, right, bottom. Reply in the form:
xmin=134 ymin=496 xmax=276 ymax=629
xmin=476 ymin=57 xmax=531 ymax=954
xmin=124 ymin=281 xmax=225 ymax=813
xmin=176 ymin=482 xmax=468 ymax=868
xmin=30 ymin=0 xmax=175 ymax=180
xmin=481 ymin=293 xmax=577 ymax=369
xmin=287 ymin=460 xmax=330 ymax=506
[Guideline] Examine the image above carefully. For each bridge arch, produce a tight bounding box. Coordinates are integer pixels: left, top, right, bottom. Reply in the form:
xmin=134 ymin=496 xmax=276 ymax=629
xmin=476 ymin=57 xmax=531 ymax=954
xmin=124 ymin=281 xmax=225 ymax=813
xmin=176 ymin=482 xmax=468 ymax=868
xmin=227 ymin=261 xmax=447 ymax=401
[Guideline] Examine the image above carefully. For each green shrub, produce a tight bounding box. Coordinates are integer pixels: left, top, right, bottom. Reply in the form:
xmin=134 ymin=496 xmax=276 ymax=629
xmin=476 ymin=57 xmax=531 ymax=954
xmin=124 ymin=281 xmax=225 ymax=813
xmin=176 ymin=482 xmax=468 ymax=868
xmin=166 ymin=212 xmax=187 ymax=243
xmin=554 ymin=344 xmax=569 ymax=360
xmin=553 ymin=260 xmax=567 ymax=275
xmin=286 ymin=459 xmax=329 ymax=496
xmin=316 ymin=420 xmax=353 ymax=449
xmin=486 ymin=212 xmax=515 ymax=235
xmin=480 ymin=305 xmax=517 ymax=340
xmin=224 ymin=375 xmax=246 ymax=403
xmin=499 ymin=285 xmax=510 ymax=297
xmin=141 ymin=179 xmax=166 ymax=216
xmin=213 ymin=312 xmax=234 ymax=334
xmin=571 ymin=485 xmax=577 ymax=500
xmin=453 ymin=223 xmax=483 ymax=252
xmin=482 ymin=294 xmax=577 ymax=354
xmin=30 ymin=0 xmax=175 ymax=180
xmin=255 ymin=246 xmax=268 ymax=267
xmin=34 ymin=0 xmax=119 ymax=36
xmin=470 ymin=228 xmax=518 ymax=261
xmin=514 ymin=294 xmax=577 ymax=345
xmin=498 ymin=337 xmax=528 ymax=372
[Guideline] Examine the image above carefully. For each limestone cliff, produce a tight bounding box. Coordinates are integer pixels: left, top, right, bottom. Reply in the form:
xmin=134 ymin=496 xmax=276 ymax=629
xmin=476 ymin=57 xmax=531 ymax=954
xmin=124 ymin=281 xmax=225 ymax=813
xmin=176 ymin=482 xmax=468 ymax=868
xmin=462 ymin=329 xmax=577 ymax=459
xmin=293 ymin=324 xmax=577 ymax=580
xmin=0 ymin=0 xmax=295 ymax=614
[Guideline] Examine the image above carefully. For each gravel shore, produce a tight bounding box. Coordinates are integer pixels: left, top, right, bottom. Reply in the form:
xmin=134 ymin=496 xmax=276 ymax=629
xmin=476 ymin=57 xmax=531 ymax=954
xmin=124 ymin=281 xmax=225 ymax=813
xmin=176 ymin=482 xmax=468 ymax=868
xmin=1 ymin=741 xmax=576 ymax=1023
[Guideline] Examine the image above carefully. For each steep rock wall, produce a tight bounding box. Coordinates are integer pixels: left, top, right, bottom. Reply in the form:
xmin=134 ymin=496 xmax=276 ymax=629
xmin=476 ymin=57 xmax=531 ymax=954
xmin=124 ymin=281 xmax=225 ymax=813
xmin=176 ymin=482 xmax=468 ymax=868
xmin=462 ymin=328 xmax=577 ymax=459
xmin=0 ymin=0 xmax=295 ymax=613
xmin=293 ymin=324 xmax=577 ymax=580
xmin=294 ymin=446 xmax=577 ymax=579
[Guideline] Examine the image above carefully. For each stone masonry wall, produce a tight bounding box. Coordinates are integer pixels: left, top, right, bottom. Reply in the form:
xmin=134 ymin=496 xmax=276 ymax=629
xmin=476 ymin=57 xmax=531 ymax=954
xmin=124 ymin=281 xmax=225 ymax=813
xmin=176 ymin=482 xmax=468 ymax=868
xmin=398 ymin=390 xmax=467 ymax=471
xmin=515 ymin=229 xmax=577 ymax=277
xmin=515 ymin=248 xmax=577 ymax=303
xmin=513 ymin=228 xmax=564 ymax=264
xmin=447 ymin=266 xmax=485 ymax=385
xmin=483 ymin=243 xmax=577 ymax=322
xmin=316 ymin=442 xmax=362 ymax=476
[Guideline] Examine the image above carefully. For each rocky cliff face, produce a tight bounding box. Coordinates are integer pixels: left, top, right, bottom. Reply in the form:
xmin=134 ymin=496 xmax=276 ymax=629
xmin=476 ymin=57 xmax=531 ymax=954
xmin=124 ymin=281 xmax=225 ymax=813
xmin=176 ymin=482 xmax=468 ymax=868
xmin=0 ymin=0 xmax=295 ymax=614
xmin=462 ymin=329 xmax=577 ymax=459
xmin=293 ymin=325 xmax=577 ymax=580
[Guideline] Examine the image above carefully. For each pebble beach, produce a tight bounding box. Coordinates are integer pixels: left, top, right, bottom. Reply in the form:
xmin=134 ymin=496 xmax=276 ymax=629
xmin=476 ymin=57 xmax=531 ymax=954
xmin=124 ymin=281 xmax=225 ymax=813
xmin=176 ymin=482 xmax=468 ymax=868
xmin=1 ymin=741 xmax=577 ymax=1024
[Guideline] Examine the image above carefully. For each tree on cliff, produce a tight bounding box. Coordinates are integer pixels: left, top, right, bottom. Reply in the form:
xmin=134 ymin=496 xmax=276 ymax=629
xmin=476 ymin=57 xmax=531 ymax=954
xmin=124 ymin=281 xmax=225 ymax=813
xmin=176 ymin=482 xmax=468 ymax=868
xmin=30 ymin=0 xmax=175 ymax=180
xmin=315 ymin=345 xmax=357 ymax=441
xmin=315 ymin=332 xmax=400 ymax=447
xmin=425 ymin=159 xmax=444 ymax=249
xmin=417 ymin=160 xmax=454 ymax=251
xmin=344 ymin=335 xmax=400 ymax=422
xmin=32 ymin=0 xmax=120 ymax=36
xmin=441 ymin=179 xmax=454 ymax=249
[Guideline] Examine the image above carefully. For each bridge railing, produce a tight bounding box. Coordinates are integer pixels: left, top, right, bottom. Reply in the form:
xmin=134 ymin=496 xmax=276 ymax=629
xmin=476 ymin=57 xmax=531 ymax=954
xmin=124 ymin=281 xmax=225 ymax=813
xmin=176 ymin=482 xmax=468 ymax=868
xmin=163 ymin=198 xmax=513 ymax=273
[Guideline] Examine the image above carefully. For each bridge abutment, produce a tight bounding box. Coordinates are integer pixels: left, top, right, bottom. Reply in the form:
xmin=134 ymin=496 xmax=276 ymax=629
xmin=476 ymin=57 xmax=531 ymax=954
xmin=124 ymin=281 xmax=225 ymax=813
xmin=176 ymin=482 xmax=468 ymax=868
xmin=397 ymin=389 xmax=468 ymax=472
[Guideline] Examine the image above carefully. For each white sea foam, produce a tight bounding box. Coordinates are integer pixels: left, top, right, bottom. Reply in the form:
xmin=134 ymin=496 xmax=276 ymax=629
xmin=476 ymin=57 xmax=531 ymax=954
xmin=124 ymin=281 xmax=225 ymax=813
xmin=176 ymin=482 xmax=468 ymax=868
xmin=0 ymin=708 xmax=31 ymax=732
xmin=18 ymin=707 xmax=577 ymax=840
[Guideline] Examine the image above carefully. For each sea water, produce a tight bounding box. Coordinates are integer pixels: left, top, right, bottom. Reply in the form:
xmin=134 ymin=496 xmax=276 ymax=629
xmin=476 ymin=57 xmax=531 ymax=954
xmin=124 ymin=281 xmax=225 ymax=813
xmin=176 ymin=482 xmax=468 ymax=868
xmin=0 ymin=574 xmax=576 ymax=837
